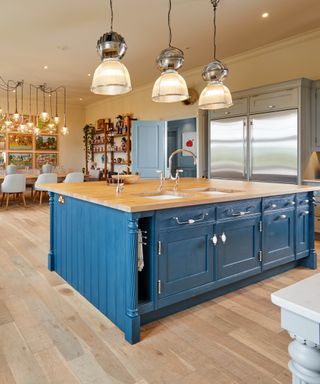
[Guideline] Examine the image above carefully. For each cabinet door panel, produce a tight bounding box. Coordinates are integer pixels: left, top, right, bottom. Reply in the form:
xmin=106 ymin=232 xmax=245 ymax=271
xmin=158 ymin=225 xmax=214 ymax=301
xmin=249 ymin=88 xmax=298 ymax=113
xmin=263 ymin=210 xmax=295 ymax=269
xmin=296 ymin=206 xmax=310 ymax=259
xmin=216 ymin=216 xmax=261 ymax=280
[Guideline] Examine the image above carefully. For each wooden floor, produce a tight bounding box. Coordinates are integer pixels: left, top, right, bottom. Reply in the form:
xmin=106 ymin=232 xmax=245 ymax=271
xmin=0 ymin=203 xmax=319 ymax=384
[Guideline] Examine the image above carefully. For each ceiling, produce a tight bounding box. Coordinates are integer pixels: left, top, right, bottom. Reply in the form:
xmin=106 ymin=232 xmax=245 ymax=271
xmin=1 ymin=0 xmax=320 ymax=105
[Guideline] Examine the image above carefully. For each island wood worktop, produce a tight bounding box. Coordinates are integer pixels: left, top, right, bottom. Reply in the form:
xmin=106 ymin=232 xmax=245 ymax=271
xmin=43 ymin=178 xmax=320 ymax=212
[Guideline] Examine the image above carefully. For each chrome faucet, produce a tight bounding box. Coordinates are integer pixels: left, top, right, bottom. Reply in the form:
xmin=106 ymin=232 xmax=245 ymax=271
xmin=116 ymin=165 xmax=127 ymax=194
xmin=168 ymin=149 xmax=197 ymax=180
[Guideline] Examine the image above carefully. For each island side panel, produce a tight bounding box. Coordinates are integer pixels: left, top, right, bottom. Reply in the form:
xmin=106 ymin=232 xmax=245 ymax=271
xmin=50 ymin=193 xmax=135 ymax=335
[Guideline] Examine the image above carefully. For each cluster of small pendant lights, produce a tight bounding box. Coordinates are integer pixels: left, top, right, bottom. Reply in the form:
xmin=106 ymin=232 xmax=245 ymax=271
xmin=91 ymin=0 xmax=232 ymax=110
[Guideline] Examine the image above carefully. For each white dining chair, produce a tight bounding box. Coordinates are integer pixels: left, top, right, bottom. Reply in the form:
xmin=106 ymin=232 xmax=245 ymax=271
xmin=6 ymin=164 xmax=17 ymax=175
xmin=1 ymin=174 xmax=26 ymax=209
xmin=33 ymin=173 xmax=58 ymax=204
xmin=63 ymin=172 xmax=84 ymax=183
xmin=42 ymin=164 xmax=53 ymax=173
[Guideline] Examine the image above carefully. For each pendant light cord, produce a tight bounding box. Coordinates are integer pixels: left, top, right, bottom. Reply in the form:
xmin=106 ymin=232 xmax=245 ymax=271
xmin=211 ymin=0 xmax=220 ymax=59
xmin=109 ymin=0 xmax=114 ymax=31
xmin=168 ymin=0 xmax=173 ymax=47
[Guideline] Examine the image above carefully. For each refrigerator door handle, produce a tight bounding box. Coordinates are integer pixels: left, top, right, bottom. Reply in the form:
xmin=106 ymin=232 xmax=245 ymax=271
xmin=248 ymin=119 xmax=253 ymax=178
xmin=243 ymin=120 xmax=247 ymax=177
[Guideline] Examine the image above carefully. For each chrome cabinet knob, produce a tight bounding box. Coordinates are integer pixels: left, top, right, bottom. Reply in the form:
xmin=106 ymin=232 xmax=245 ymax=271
xmin=220 ymin=232 xmax=227 ymax=244
xmin=304 ymin=199 xmax=309 ymax=204
xmin=279 ymin=214 xmax=287 ymax=219
xmin=289 ymin=201 xmax=295 ymax=206
xmin=271 ymin=203 xmax=277 ymax=209
xmin=301 ymin=210 xmax=309 ymax=216
xmin=211 ymin=234 xmax=218 ymax=246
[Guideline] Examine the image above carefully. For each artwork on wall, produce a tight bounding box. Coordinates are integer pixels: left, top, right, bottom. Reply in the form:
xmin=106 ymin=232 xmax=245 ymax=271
xmin=8 ymin=153 xmax=33 ymax=169
xmin=8 ymin=134 xmax=33 ymax=151
xmin=0 ymin=133 xmax=5 ymax=150
xmin=0 ymin=152 xmax=5 ymax=167
xmin=36 ymin=135 xmax=58 ymax=151
xmin=35 ymin=153 xmax=58 ymax=168
xmin=182 ymin=131 xmax=197 ymax=156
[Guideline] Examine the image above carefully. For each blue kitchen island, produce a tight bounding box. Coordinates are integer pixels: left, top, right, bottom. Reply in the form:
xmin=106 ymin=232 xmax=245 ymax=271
xmin=45 ymin=179 xmax=318 ymax=344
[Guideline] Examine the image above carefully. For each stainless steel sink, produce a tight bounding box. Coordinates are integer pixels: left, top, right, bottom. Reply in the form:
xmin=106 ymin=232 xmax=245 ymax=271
xmin=136 ymin=191 xmax=192 ymax=200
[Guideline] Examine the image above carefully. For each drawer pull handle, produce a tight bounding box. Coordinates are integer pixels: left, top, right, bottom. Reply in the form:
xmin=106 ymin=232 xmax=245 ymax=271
xmin=268 ymin=105 xmax=276 ymax=109
xmin=232 ymin=210 xmax=251 ymax=217
xmin=211 ymin=234 xmax=218 ymax=246
xmin=278 ymin=214 xmax=287 ymax=220
xmin=304 ymin=199 xmax=309 ymax=204
xmin=173 ymin=213 xmax=208 ymax=225
xmin=224 ymin=111 xmax=231 ymax=115
xmin=270 ymin=204 xmax=277 ymax=209
xmin=220 ymin=232 xmax=227 ymax=244
xmin=288 ymin=201 xmax=295 ymax=206
xmin=58 ymin=195 xmax=65 ymax=204
xmin=301 ymin=210 xmax=309 ymax=216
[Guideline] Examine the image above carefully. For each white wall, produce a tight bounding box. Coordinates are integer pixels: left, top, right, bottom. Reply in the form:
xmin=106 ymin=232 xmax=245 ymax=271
xmin=59 ymin=104 xmax=85 ymax=171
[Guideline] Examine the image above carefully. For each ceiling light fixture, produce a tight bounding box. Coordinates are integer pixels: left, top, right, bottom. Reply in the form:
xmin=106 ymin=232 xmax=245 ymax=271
xmin=198 ymin=0 xmax=232 ymax=110
xmin=262 ymin=12 xmax=269 ymax=18
xmin=0 ymin=76 xmax=69 ymax=136
xmin=91 ymin=0 xmax=132 ymax=95
xmin=152 ymin=0 xmax=189 ymax=103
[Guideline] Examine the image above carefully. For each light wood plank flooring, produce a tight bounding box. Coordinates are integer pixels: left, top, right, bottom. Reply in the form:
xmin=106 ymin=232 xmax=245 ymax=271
xmin=0 ymin=204 xmax=319 ymax=384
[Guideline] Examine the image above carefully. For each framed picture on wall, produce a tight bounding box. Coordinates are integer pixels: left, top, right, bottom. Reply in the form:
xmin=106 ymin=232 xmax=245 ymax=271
xmin=0 ymin=133 xmax=5 ymax=150
xmin=8 ymin=133 xmax=33 ymax=151
xmin=35 ymin=153 xmax=58 ymax=168
xmin=8 ymin=153 xmax=33 ymax=169
xmin=36 ymin=135 xmax=58 ymax=151
xmin=182 ymin=132 xmax=197 ymax=156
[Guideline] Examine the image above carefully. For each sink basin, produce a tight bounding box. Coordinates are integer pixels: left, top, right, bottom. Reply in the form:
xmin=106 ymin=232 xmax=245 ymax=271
xmin=136 ymin=191 xmax=191 ymax=200
xmin=184 ymin=187 xmax=241 ymax=195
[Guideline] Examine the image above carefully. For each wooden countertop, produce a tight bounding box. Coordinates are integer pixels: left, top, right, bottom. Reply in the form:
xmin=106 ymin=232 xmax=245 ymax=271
xmin=42 ymin=178 xmax=320 ymax=213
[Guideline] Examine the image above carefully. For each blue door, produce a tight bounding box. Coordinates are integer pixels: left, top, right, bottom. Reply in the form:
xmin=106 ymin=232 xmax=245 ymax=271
xmin=132 ymin=120 xmax=166 ymax=178
xmin=263 ymin=210 xmax=295 ymax=269
xmin=216 ymin=216 xmax=261 ymax=282
xmin=158 ymin=224 xmax=214 ymax=307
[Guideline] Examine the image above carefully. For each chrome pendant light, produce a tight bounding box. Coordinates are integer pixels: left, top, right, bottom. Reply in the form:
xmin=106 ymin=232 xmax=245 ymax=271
xmin=152 ymin=0 xmax=189 ymax=103
xmin=91 ymin=0 xmax=132 ymax=95
xmin=199 ymin=0 xmax=232 ymax=110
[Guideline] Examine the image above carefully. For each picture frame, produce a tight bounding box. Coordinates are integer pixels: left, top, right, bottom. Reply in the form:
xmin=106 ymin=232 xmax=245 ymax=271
xmin=8 ymin=153 xmax=33 ymax=169
xmin=36 ymin=135 xmax=58 ymax=151
xmin=8 ymin=133 xmax=33 ymax=151
xmin=35 ymin=153 xmax=58 ymax=168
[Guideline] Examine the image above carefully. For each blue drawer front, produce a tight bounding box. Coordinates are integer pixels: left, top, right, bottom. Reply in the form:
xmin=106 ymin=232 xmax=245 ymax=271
xmin=263 ymin=194 xmax=295 ymax=211
xmin=296 ymin=192 xmax=311 ymax=206
xmin=157 ymin=204 xmax=216 ymax=230
xmin=217 ymin=199 xmax=261 ymax=221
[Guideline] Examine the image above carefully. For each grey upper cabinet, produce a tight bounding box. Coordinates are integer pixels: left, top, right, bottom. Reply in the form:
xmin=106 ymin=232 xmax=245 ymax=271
xmin=211 ymin=97 xmax=248 ymax=119
xmin=249 ymin=88 xmax=298 ymax=113
xmin=312 ymin=81 xmax=320 ymax=151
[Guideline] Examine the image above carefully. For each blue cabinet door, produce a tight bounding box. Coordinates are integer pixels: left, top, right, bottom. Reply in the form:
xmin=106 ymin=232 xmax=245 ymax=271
xmin=131 ymin=120 xmax=166 ymax=178
xmin=296 ymin=206 xmax=310 ymax=259
xmin=216 ymin=216 xmax=261 ymax=282
xmin=158 ymin=224 xmax=214 ymax=306
xmin=263 ymin=209 xmax=295 ymax=269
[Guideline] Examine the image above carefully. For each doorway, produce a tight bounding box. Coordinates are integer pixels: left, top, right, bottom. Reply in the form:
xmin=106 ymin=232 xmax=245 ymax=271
xmin=167 ymin=118 xmax=197 ymax=178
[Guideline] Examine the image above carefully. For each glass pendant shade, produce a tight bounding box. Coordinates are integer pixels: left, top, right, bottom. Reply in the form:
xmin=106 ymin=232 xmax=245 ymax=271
xmin=13 ymin=112 xmax=20 ymax=121
xmin=34 ymin=127 xmax=40 ymax=135
xmin=53 ymin=115 xmax=60 ymax=124
xmin=40 ymin=111 xmax=49 ymax=122
xmin=152 ymin=70 xmax=189 ymax=103
xmin=60 ymin=126 xmax=69 ymax=135
xmin=91 ymin=58 xmax=132 ymax=95
xmin=198 ymin=81 xmax=232 ymax=110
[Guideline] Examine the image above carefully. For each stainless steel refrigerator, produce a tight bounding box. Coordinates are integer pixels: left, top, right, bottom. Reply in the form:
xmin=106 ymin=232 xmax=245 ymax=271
xmin=209 ymin=109 xmax=298 ymax=184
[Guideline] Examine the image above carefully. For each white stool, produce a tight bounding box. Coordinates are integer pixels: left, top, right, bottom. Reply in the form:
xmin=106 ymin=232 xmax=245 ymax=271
xmin=63 ymin=172 xmax=84 ymax=183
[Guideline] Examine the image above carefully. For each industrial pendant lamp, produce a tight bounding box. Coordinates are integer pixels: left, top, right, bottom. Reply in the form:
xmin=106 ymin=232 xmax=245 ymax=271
xmin=198 ymin=0 xmax=232 ymax=110
xmin=152 ymin=0 xmax=189 ymax=103
xmin=91 ymin=0 xmax=132 ymax=95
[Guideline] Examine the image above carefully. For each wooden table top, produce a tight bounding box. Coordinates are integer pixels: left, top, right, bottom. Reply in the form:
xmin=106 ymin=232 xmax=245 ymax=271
xmin=0 ymin=173 xmax=67 ymax=182
xmin=42 ymin=178 xmax=320 ymax=213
